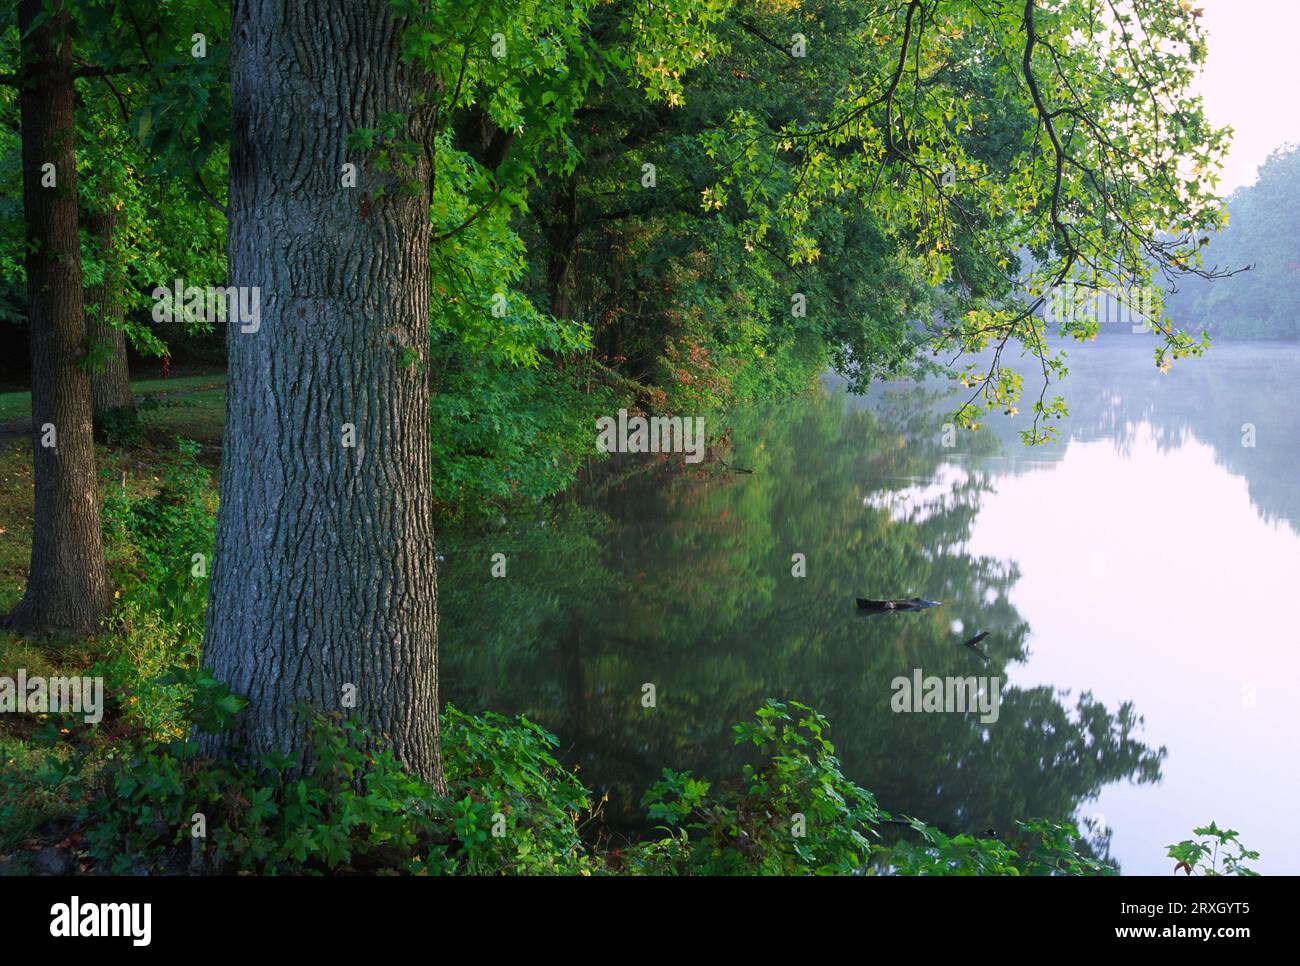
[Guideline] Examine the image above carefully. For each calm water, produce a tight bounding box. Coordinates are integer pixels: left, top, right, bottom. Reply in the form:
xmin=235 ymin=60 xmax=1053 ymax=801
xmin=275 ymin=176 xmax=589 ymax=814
xmin=441 ymin=335 xmax=1300 ymax=874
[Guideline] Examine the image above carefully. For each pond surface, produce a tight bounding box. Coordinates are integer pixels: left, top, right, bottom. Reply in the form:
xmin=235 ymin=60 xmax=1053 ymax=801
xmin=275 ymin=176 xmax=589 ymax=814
xmin=440 ymin=335 xmax=1300 ymax=874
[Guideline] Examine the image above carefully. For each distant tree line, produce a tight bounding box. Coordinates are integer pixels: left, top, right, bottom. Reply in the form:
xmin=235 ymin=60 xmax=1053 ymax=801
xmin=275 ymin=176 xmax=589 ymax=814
xmin=1166 ymin=143 xmax=1300 ymax=340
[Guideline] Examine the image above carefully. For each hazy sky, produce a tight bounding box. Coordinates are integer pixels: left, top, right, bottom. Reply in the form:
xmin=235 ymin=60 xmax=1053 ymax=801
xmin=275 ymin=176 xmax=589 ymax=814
xmin=1193 ymin=0 xmax=1300 ymax=192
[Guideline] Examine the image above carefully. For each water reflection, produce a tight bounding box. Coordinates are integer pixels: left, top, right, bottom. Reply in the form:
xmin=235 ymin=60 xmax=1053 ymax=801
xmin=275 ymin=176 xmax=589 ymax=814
xmin=923 ymin=337 xmax=1300 ymax=874
xmin=444 ymin=336 xmax=1300 ymax=871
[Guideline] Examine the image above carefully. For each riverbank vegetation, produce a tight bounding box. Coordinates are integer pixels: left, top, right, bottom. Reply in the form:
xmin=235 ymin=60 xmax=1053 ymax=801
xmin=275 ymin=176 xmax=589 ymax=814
xmin=0 ymin=0 xmax=1268 ymax=875
xmin=0 ymin=390 xmax=1257 ymax=875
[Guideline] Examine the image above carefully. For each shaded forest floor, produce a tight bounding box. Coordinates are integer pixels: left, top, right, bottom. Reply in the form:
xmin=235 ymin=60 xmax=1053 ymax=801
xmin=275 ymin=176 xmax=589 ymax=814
xmin=0 ymin=378 xmax=226 ymax=874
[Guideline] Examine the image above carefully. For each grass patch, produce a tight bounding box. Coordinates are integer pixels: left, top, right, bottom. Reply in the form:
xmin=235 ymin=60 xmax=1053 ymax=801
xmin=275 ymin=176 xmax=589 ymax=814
xmin=0 ymin=447 xmax=36 ymax=609
xmin=0 ymin=371 xmax=227 ymax=424
xmin=140 ymin=388 xmax=226 ymax=449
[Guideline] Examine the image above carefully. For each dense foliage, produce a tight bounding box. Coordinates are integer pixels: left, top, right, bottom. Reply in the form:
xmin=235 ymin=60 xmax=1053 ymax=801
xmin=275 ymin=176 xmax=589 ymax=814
xmin=1 ymin=0 xmax=1245 ymax=485
xmin=0 ymin=0 xmax=1274 ymax=877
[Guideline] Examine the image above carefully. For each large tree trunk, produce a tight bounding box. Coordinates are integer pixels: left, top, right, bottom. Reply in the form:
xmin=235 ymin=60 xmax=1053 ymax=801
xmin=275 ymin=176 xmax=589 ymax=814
xmin=4 ymin=0 xmax=113 ymax=635
xmin=201 ymin=0 xmax=444 ymax=788
xmin=85 ymin=207 xmax=136 ymax=428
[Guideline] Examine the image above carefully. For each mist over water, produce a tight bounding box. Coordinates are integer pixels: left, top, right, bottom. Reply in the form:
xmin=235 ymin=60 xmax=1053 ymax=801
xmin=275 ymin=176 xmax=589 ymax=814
xmin=441 ymin=334 xmax=1300 ymax=874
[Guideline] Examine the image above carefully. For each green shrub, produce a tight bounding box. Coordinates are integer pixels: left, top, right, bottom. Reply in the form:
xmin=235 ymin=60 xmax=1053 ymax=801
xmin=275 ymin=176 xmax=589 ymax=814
xmin=878 ymin=817 xmax=1116 ymax=876
xmin=435 ymin=706 xmax=595 ymax=875
xmin=92 ymin=404 xmax=143 ymax=447
xmin=1167 ymin=822 xmax=1259 ymax=876
xmin=84 ymin=668 xmax=444 ymax=875
xmin=101 ymin=437 xmax=215 ymax=638
xmin=82 ymin=668 xmax=594 ymax=875
xmin=636 ymin=700 xmax=884 ymax=874
xmin=634 ymin=700 xmax=1121 ymax=876
xmin=429 ymin=357 xmax=622 ymax=520
xmin=92 ymin=601 xmax=201 ymax=740
xmin=0 ymin=738 xmax=87 ymax=854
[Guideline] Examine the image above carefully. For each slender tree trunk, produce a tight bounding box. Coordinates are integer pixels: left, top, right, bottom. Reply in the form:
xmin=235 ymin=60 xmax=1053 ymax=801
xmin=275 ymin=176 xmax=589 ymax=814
xmin=546 ymin=177 xmax=579 ymax=319
xmin=85 ymin=207 xmax=136 ymax=428
xmin=201 ymin=0 xmax=444 ymax=789
xmin=4 ymin=0 xmax=113 ymax=635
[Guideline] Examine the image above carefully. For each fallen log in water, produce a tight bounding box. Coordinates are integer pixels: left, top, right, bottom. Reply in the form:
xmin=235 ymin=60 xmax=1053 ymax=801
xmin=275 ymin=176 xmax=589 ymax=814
xmin=856 ymin=597 xmax=942 ymax=614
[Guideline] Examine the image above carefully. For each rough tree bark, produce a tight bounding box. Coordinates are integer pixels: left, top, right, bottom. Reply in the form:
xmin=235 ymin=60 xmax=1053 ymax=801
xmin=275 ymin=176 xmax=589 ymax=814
xmin=4 ymin=0 xmax=113 ymax=635
xmin=85 ymin=207 xmax=136 ymax=426
xmin=201 ymin=0 xmax=444 ymax=788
